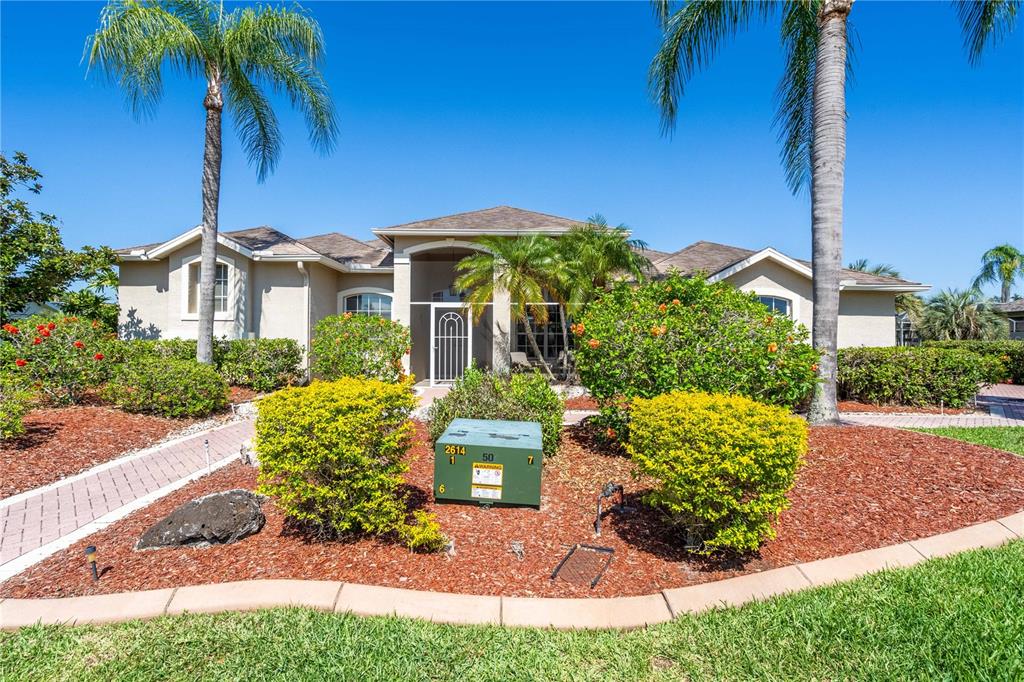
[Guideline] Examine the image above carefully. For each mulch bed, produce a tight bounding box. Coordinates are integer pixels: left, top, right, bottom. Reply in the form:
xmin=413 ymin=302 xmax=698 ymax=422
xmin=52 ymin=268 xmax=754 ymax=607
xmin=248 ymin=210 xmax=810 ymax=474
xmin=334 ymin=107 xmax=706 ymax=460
xmin=5 ymin=423 xmax=1024 ymax=600
xmin=564 ymin=395 xmax=599 ymax=410
xmin=228 ymin=386 xmax=260 ymax=404
xmin=838 ymin=400 xmax=971 ymax=415
xmin=0 ymin=407 xmax=196 ymax=499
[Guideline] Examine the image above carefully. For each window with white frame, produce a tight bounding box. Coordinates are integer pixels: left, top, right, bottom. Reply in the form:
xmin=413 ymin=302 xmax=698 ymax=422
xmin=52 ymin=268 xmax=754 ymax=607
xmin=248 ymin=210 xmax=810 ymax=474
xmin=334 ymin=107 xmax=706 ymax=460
xmin=186 ymin=262 xmax=229 ymax=315
xmin=344 ymin=293 xmax=392 ymax=319
xmin=757 ymin=295 xmax=791 ymax=317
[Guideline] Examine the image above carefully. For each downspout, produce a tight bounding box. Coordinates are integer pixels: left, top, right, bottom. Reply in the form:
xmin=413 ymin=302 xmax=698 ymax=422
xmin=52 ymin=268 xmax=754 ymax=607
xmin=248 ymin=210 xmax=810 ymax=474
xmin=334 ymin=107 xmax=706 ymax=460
xmin=296 ymin=261 xmax=311 ymax=381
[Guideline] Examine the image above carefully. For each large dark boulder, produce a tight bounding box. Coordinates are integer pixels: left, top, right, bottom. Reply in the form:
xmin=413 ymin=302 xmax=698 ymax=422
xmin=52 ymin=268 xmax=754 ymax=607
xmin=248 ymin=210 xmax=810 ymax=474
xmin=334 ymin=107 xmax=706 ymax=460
xmin=137 ymin=489 xmax=265 ymax=550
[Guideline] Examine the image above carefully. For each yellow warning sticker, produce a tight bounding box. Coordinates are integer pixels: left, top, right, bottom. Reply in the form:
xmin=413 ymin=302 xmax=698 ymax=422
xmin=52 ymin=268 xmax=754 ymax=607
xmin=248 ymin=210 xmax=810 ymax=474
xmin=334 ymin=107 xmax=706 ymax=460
xmin=471 ymin=484 xmax=502 ymax=500
xmin=472 ymin=462 xmax=503 ymax=486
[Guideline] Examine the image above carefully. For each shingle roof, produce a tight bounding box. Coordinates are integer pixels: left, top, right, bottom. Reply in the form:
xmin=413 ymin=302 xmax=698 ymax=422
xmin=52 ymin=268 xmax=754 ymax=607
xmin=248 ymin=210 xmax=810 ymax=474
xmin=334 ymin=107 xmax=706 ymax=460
xmin=224 ymin=227 xmax=321 ymax=256
xmin=652 ymin=240 xmax=923 ymax=287
xmin=373 ymin=206 xmax=580 ymax=233
xmin=298 ymin=232 xmax=391 ymax=267
xmin=993 ymin=300 xmax=1024 ymax=314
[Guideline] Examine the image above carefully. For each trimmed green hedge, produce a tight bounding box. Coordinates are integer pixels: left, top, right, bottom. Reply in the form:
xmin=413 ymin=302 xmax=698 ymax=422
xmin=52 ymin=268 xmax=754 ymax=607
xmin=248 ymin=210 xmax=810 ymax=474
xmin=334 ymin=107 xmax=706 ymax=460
xmin=837 ymin=347 xmax=1004 ymax=408
xmin=310 ymin=314 xmax=411 ymax=383
xmin=109 ymin=337 xmax=302 ymax=392
xmin=921 ymin=340 xmax=1024 ymax=384
xmin=102 ymin=357 xmax=228 ymax=418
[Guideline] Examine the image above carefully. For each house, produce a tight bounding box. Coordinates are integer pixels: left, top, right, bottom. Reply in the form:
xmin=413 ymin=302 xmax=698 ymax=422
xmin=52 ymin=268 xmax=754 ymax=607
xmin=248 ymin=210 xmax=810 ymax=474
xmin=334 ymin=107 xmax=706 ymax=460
xmin=116 ymin=206 xmax=929 ymax=385
xmin=992 ymin=301 xmax=1024 ymax=340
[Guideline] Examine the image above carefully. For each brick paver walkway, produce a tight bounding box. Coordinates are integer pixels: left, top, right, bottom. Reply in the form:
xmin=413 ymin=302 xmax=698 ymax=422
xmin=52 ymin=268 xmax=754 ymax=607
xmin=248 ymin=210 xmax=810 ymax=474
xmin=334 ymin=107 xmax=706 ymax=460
xmin=841 ymin=413 xmax=1024 ymax=428
xmin=0 ymin=419 xmax=254 ymax=571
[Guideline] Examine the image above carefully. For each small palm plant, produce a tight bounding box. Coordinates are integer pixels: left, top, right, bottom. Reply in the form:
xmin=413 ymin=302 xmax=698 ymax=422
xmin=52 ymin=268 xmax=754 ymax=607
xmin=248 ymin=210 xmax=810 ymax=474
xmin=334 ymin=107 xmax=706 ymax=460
xmin=454 ymin=235 xmax=563 ymax=380
xmin=86 ymin=0 xmax=337 ymax=364
xmin=554 ymin=216 xmax=653 ymax=376
xmin=973 ymin=244 xmax=1024 ymax=303
xmin=918 ymin=289 xmax=1005 ymax=341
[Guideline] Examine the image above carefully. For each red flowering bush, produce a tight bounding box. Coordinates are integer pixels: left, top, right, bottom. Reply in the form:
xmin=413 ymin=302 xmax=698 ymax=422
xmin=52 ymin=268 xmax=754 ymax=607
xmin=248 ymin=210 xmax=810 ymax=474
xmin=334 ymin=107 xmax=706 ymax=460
xmin=310 ymin=313 xmax=411 ymax=383
xmin=574 ymin=274 xmax=820 ymax=437
xmin=0 ymin=314 xmax=115 ymax=405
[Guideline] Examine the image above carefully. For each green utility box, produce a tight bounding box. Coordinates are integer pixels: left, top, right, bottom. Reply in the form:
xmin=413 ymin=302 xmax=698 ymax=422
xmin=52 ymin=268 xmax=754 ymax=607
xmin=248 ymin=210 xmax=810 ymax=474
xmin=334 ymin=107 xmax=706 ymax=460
xmin=433 ymin=418 xmax=543 ymax=508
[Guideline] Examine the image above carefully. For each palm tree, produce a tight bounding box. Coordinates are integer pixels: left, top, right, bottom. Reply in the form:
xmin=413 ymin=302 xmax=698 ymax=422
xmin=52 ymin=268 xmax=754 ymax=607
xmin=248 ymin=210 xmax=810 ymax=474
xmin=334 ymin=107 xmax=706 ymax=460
xmin=847 ymin=259 xmax=899 ymax=279
xmin=554 ymin=215 xmax=653 ymax=375
xmin=918 ymin=288 xmax=1005 ymax=341
xmin=649 ymin=0 xmax=1017 ymax=423
xmin=86 ymin=0 xmax=337 ymax=364
xmin=454 ymin=235 xmax=563 ymax=381
xmin=973 ymin=244 xmax=1024 ymax=303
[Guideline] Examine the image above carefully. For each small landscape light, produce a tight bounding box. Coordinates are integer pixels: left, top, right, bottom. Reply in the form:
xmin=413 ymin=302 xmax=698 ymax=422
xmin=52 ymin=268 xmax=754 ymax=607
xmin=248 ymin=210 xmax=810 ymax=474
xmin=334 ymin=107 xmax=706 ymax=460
xmin=84 ymin=545 xmax=99 ymax=581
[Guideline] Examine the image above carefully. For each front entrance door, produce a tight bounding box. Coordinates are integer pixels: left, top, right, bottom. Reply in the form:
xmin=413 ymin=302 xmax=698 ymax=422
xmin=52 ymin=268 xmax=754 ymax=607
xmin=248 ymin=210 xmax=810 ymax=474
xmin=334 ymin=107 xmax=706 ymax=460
xmin=431 ymin=304 xmax=471 ymax=385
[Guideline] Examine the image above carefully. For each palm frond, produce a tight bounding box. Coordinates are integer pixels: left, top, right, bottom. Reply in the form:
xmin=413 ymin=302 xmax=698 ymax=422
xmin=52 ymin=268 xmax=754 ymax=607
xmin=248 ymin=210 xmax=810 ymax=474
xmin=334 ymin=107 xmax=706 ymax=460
xmin=773 ymin=0 xmax=818 ymax=195
xmin=85 ymin=0 xmax=205 ymax=119
xmin=955 ymin=0 xmax=1020 ymax=65
xmin=648 ymin=0 xmax=776 ymax=134
xmin=223 ymin=62 xmax=282 ymax=181
xmin=223 ymin=4 xmax=337 ymax=156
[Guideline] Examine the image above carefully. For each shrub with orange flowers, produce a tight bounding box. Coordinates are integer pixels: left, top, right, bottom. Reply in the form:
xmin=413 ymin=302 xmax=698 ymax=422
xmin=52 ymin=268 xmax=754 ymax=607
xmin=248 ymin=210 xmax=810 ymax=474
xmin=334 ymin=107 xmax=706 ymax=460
xmin=310 ymin=313 xmax=411 ymax=383
xmin=573 ymin=274 xmax=819 ymax=437
xmin=0 ymin=314 xmax=115 ymax=405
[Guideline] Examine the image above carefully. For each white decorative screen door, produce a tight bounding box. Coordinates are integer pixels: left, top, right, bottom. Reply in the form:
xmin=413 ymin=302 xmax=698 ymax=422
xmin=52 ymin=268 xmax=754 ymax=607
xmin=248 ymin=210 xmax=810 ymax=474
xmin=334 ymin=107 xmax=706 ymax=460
xmin=431 ymin=306 xmax=471 ymax=385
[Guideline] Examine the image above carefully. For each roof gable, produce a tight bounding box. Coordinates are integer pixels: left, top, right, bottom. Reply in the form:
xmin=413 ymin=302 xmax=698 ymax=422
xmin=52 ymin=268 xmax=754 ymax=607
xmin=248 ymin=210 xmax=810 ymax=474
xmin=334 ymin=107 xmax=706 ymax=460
xmin=372 ymin=206 xmax=581 ymax=236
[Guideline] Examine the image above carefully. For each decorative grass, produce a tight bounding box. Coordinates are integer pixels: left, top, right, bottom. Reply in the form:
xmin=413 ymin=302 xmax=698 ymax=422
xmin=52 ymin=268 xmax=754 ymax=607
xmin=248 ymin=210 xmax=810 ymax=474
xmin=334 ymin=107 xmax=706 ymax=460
xmin=2 ymin=542 xmax=1022 ymax=681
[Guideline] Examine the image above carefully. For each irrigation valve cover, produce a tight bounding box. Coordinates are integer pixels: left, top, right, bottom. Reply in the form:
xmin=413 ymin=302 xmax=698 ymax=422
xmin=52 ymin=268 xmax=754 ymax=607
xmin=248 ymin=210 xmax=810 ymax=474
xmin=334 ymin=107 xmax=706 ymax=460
xmin=433 ymin=418 xmax=543 ymax=508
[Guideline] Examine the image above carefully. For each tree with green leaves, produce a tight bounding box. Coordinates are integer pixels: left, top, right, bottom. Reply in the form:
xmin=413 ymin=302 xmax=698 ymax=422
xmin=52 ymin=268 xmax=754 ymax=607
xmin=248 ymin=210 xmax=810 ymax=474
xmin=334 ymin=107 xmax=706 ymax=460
xmin=648 ymin=0 xmax=1017 ymax=423
xmin=973 ymin=244 xmax=1023 ymax=303
xmin=918 ymin=288 xmax=1005 ymax=341
xmin=454 ymin=234 xmax=563 ymax=380
xmin=0 ymin=152 xmax=119 ymax=327
xmin=554 ymin=215 xmax=653 ymax=376
xmin=86 ymin=0 xmax=337 ymax=363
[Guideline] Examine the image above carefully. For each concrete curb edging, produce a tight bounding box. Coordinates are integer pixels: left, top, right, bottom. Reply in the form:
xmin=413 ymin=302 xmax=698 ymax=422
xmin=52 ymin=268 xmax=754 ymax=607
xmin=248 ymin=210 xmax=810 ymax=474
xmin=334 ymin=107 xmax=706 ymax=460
xmin=1 ymin=511 xmax=1019 ymax=632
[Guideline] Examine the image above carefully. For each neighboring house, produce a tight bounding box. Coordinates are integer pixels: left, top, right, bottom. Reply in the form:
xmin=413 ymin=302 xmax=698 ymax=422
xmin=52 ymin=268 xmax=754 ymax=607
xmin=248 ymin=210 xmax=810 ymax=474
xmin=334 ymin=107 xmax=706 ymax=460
xmin=992 ymin=300 xmax=1024 ymax=340
xmin=10 ymin=302 xmax=61 ymax=319
xmin=116 ymin=206 xmax=929 ymax=385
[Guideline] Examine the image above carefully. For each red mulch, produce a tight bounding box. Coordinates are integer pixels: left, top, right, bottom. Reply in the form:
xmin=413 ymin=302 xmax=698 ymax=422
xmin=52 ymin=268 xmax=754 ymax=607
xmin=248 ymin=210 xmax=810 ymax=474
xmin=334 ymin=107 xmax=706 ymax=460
xmin=5 ymin=424 xmax=1023 ymax=600
xmin=228 ymin=386 xmax=259 ymax=404
xmin=838 ymin=400 xmax=971 ymax=415
xmin=564 ymin=395 xmax=598 ymax=410
xmin=0 ymin=407 xmax=196 ymax=500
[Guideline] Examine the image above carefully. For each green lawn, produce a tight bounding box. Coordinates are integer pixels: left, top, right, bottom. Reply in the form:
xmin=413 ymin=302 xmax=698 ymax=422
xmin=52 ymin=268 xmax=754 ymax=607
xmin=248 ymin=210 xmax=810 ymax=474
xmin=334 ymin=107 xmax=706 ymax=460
xmin=3 ymin=542 xmax=1022 ymax=681
xmin=914 ymin=426 xmax=1024 ymax=456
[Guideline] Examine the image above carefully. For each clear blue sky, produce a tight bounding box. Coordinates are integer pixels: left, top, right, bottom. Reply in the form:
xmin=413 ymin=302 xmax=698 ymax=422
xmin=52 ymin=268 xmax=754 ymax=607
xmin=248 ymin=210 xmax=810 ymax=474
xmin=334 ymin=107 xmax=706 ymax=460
xmin=2 ymin=1 xmax=1021 ymax=295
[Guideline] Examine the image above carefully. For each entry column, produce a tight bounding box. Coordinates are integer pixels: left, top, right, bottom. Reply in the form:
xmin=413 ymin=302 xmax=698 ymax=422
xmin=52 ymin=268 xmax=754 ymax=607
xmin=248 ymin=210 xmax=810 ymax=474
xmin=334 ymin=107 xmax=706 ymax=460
xmin=393 ymin=255 xmax=412 ymax=374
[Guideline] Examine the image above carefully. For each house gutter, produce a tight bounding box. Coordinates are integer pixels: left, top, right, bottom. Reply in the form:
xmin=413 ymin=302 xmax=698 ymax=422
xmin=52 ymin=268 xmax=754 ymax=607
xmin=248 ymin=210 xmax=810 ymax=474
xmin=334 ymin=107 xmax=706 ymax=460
xmin=296 ymin=261 xmax=311 ymax=380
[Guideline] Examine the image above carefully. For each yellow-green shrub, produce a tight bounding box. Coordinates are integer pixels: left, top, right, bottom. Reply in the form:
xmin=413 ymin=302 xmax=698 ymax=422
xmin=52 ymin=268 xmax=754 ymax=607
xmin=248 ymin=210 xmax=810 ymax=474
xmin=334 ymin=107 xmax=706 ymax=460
xmin=627 ymin=391 xmax=807 ymax=554
xmin=255 ymin=378 xmax=445 ymax=550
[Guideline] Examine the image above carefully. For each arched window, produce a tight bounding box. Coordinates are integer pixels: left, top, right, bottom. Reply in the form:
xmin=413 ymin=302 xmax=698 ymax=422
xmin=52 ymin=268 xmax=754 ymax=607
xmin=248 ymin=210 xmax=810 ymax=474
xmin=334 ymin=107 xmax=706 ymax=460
xmin=344 ymin=292 xmax=392 ymax=319
xmin=182 ymin=256 xmax=234 ymax=319
xmin=757 ymin=295 xmax=791 ymax=317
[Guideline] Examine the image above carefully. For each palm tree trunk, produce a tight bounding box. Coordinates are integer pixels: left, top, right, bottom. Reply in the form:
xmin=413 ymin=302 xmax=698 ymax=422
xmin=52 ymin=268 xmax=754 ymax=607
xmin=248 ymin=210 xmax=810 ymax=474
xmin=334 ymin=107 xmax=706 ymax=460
xmin=197 ymin=76 xmax=223 ymax=365
xmin=1001 ymin=279 xmax=1011 ymax=303
xmin=524 ymin=315 xmax=556 ymax=381
xmin=807 ymin=0 xmax=853 ymax=425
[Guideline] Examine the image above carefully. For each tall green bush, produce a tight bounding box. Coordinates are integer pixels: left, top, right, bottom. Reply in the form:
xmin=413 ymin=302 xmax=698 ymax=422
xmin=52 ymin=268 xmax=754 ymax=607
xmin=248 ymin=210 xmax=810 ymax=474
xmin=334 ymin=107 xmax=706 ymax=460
xmin=102 ymin=357 xmax=228 ymax=418
xmin=0 ymin=376 xmax=32 ymax=440
xmin=921 ymin=340 xmax=1024 ymax=384
xmin=574 ymin=274 xmax=819 ymax=436
xmin=627 ymin=391 xmax=807 ymax=553
xmin=837 ymin=347 xmax=1003 ymax=408
xmin=426 ymin=367 xmax=564 ymax=457
xmin=256 ymin=378 xmax=444 ymax=551
xmin=310 ymin=314 xmax=410 ymax=383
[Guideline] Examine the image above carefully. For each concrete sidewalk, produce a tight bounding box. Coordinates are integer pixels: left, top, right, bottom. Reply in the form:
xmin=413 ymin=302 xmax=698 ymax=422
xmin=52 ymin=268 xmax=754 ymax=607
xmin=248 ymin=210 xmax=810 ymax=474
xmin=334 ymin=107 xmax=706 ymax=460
xmin=0 ymin=419 xmax=254 ymax=580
